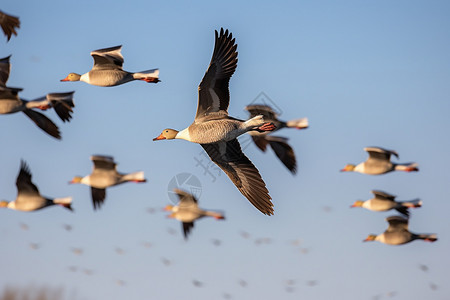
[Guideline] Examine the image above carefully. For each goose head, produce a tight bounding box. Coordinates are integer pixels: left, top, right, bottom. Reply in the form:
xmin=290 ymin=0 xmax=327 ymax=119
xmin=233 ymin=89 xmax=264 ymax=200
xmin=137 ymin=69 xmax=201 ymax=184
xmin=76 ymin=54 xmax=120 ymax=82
xmin=164 ymin=204 xmax=174 ymax=211
xmin=363 ymin=234 xmax=377 ymax=242
xmin=69 ymin=176 xmax=83 ymax=184
xmin=351 ymin=200 xmax=364 ymax=208
xmin=153 ymin=129 xmax=179 ymax=141
xmin=61 ymin=73 xmax=81 ymax=82
xmin=340 ymin=164 xmax=355 ymax=172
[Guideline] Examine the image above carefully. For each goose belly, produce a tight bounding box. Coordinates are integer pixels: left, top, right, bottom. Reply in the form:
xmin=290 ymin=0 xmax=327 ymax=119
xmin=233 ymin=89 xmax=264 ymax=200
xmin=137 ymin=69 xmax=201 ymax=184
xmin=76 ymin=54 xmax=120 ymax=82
xmin=0 ymin=100 xmax=22 ymax=114
xmin=13 ymin=196 xmax=47 ymax=211
xmin=365 ymin=199 xmax=396 ymax=211
xmin=381 ymin=231 xmax=412 ymax=245
xmin=85 ymin=70 xmax=132 ymax=87
xmin=190 ymin=121 xmax=244 ymax=144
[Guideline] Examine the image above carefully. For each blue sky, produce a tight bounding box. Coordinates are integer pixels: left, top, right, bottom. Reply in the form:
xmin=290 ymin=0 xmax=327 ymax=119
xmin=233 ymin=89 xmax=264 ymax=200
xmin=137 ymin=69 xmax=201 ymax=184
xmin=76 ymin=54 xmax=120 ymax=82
xmin=1 ymin=0 xmax=450 ymax=299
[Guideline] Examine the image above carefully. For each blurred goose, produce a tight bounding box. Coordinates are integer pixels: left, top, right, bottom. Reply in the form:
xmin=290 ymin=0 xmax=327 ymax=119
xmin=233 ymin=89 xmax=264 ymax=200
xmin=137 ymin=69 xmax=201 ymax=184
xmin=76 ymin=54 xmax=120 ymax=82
xmin=69 ymin=155 xmax=147 ymax=210
xmin=165 ymin=188 xmax=225 ymax=239
xmin=341 ymin=147 xmax=419 ymax=175
xmin=61 ymin=45 xmax=159 ymax=87
xmin=153 ymin=28 xmax=275 ymax=215
xmin=0 ymin=10 xmax=20 ymax=41
xmin=245 ymin=104 xmax=308 ymax=174
xmin=0 ymin=56 xmax=75 ymax=139
xmin=351 ymin=190 xmax=422 ymax=217
xmin=364 ymin=215 xmax=437 ymax=245
xmin=0 ymin=161 xmax=72 ymax=212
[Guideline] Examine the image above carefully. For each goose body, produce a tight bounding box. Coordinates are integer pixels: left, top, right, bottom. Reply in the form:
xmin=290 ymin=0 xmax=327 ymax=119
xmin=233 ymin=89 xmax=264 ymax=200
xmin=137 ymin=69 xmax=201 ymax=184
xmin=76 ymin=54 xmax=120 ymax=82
xmin=0 ymin=161 xmax=72 ymax=212
xmin=245 ymin=104 xmax=308 ymax=174
xmin=61 ymin=45 xmax=159 ymax=87
xmin=341 ymin=147 xmax=419 ymax=175
xmin=351 ymin=190 xmax=422 ymax=217
xmin=70 ymin=155 xmax=146 ymax=210
xmin=165 ymin=189 xmax=225 ymax=239
xmin=153 ymin=29 xmax=275 ymax=215
xmin=364 ymin=216 xmax=437 ymax=245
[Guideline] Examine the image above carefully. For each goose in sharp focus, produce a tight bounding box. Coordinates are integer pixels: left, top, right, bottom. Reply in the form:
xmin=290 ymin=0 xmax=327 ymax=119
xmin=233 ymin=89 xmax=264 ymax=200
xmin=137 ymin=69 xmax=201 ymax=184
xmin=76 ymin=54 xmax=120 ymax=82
xmin=244 ymin=104 xmax=308 ymax=174
xmin=0 ymin=56 xmax=75 ymax=139
xmin=340 ymin=147 xmax=419 ymax=175
xmin=60 ymin=45 xmax=159 ymax=87
xmin=0 ymin=10 xmax=20 ymax=41
xmin=0 ymin=161 xmax=72 ymax=212
xmin=165 ymin=188 xmax=225 ymax=239
xmin=364 ymin=215 xmax=437 ymax=245
xmin=351 ymin=190 xmax=422 ymax=217
xmin=153 ymin=28 xmax=276 ymax=215
xmin=69 ymin=155 xmax=147 ymax=210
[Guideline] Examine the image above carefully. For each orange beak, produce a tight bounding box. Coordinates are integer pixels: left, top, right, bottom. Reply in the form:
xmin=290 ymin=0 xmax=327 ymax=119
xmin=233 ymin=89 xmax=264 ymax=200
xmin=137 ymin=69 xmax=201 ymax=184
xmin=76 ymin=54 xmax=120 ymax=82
xmin=60 ymin=76 xmax=70 ymax=82
xmin=153 ymin=134 xmax=166 ymax=141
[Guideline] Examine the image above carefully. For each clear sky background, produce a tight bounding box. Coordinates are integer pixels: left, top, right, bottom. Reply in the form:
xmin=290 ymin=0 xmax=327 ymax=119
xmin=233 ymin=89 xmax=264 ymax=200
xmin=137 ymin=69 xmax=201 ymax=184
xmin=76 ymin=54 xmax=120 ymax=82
xmin=1 ymin=1 xmax=450 ymax=299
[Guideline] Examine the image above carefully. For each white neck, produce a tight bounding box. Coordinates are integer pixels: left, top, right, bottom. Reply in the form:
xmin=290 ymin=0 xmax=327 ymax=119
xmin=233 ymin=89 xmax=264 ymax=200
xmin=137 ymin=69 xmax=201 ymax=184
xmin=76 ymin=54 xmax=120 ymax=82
xmin=80 ymin=73 xmax=90 ymax=83
xmin=175 ymin=128 xmax=191 ymax=141
xmin=354 ymin=163 xmax=365 ymax=173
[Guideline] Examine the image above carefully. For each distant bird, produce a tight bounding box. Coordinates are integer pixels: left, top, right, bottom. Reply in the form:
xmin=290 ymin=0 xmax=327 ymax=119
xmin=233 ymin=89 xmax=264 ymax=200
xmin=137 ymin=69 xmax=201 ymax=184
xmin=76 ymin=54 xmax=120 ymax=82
xmin=62 ymin=224 xmax=73 ymax=231
xmin=165 ymin=188 xmax=225 ymax=239
xmin=0 ymin=10 xmax=20 ymax=41
xmin=192 ymin=280 xmax=204 ymax=287
xmin=341 ymin=147 xmax=419 ymax=175
xmin=351 ymin=190 xmax=422 ymax=217
xmin=0 ymin=161 xmax=72 ymax=212
xmin=61 ymin=45 xmax=159 ymax=86
xmin=69 ymin=155 xmax=146 ymax=210
xmin=153 ymin=28 xmax=275 ymax=215
xmin=29 ymin=242 xmax=40 ymax=250
xmin=0 ymin=55 xmax=75 ymax=139
xmin=19 ymin=222 xmax=29 ymax=230
xmin=364 ymin=216 xmax=438 ymax=245
xmin=70 ymin=247 xmax=83 ymax=256
xmin=245 ymin=104 xmax=308 ymax=174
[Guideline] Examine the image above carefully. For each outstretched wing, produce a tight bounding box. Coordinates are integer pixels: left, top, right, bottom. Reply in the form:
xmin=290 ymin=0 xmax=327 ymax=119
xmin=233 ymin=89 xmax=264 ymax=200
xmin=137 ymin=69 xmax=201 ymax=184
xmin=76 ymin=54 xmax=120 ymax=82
xmin=365 ymin=147 xmax=398 ymax=162
xmin=91 ymin=45 xmax=124 ymax=71
xmin=196 ymin=28 xmax=238 ymax=120
xmin=91 ymin=187 xmax=106 ymax=210
xmin=372 ymin=190 xmax=396 ymax=201
xmin=16 ymin=160 xmax=40 ymax=196
xmin=0 ymin=55 xmax=11 ymax=86
xmin=47 ymin=92 xmax=75 ymax=122
xmin=385 ymin=215 xmax=409 ymax=232
xmin=182 ymin=222 xmax=194 ymax=239
xmin=200 ymin=139 xmax=273 ymax=215
xmin=245 ymin=104 xmax=278 ymax=121
xmin=267 ymin=136 xmax=297 ymax=174
xmin=91 ymin=155 xmax=116 ymax=171
xmin=174 ymin=188 xmax=198 ymax=208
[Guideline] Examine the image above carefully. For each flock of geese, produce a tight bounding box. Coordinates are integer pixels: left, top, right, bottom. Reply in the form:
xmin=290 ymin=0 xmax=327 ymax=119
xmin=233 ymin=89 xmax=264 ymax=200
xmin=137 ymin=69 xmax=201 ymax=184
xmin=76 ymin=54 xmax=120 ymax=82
xmin=341 ymin=147 xmax=437 ymax=245
xmin=0 ymin=10 xmax=438 ymax=243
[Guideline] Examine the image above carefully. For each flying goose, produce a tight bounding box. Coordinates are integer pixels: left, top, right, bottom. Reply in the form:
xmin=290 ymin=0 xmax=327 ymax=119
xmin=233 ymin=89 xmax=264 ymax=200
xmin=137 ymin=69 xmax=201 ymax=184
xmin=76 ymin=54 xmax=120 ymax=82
xmin=153 ymin=28 xmax=275 ymax=215
xmin=165 ymin=188 xmax=225 ymax=239
xmin=364 ymin=215 xmax=437 ymax=245
xmin=69 ymin=155 xmax=147 ymax=210
xmin=0 ymin=10 xmax=20 ymax=41
xmin=245 ymin=104 xmax=308 ymax=174
xmin=341 ymin=147 xmax=419 ymax=175
xmin=0 ymin=56 xmax=75 ymax=139
xmin=351 ymin=190 xmax=422 ymax=217
xmin=0 ymin=161 xmax=72 ymax=212
xmin=61 ymin=45 xmax=159 ymax=86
